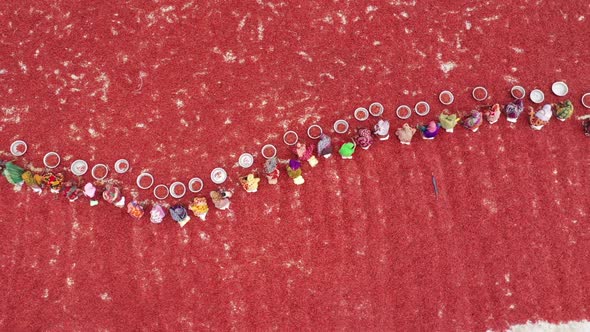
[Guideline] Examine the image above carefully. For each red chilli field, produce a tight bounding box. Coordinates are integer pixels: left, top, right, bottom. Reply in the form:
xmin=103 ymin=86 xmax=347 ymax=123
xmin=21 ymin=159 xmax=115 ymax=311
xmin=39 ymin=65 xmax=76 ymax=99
xmin=1 ymin=1 xmax=589 ymax=331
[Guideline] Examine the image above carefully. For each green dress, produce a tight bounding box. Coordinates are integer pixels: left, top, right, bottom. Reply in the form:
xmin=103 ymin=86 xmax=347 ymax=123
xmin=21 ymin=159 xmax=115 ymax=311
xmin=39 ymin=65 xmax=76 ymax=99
xmin=554 ymin=100 xmax=574 ymax=121
xmin=2 ymin=162 xmax=25 ymax=185
xmin=339 ymin=142 xmax=356 ymax=157
xmin=286 ymin=166 xmax=302 ymax=179
xmin=439 ymin=113 xmax=459 ymax=130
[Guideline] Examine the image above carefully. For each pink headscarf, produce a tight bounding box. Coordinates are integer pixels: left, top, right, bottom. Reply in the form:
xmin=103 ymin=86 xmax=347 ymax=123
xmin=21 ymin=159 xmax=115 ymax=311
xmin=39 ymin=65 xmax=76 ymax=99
xmin=84 ymin=183 xmax=96 ymax=198
xmin=427 ymin=121 xmax=437 ymax=132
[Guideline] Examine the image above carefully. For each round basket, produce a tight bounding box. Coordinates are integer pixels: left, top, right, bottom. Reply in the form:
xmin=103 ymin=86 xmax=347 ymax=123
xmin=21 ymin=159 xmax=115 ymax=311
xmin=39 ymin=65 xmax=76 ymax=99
xmin=43 ymin=152 xmax=61 ymax=169
xmin=261 ymin=144 xmax=277 ymax=159
xmin=153 ymin=184 xmax=169 ymax=200
xmin=10 ymin=140 xmax=27 ymax=157
xmin=333 ymin=119 xmax=349 ymax=134
xmin=188 ymin=177 xmax=204 ymax=193
xmin=307 ymin=125 xmax=323 ymax=139
xmin=396 ymin=105 xmax=412 ymax=120
xmin=439 ymin=90 xmax=454 ymax=105
xmin=114 ymin=159 xmax=130 ymax=174
xmin=369 ymin=102 xmax=384 ymax=116
xmin=136 ymin=173 xmax=154 ymax=189
xmin=169 ymin=181 xmax=186 ymax=199
xmin=91 ymin=164 xmax=109 ymax=180
xmin=414 ymin=101 xmax=430 ymax=116
xmin=70 ymin=160 xmax=89 ymax=176
xmin=472 ymin=86 xmax=488 ymax=101
xmin=283 ymin=130 xmax=299 ymax=146
xmin=354 ymin=107 xmax=369 ymax=121
xmin=211 ymin=167 xmax=228 ymax=184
